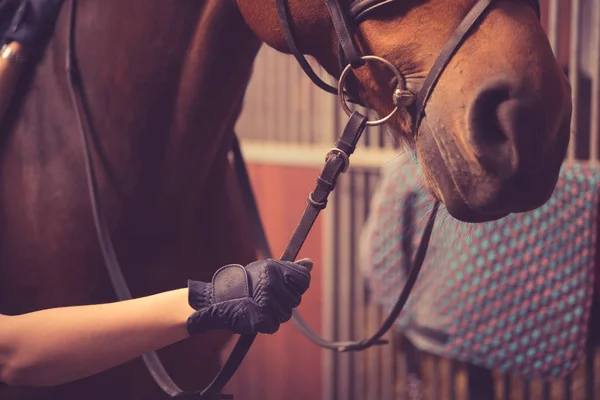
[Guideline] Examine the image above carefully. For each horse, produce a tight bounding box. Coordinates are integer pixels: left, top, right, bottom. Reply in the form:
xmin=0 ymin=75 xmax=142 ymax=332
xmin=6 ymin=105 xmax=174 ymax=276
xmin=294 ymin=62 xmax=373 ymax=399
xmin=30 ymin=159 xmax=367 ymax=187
xmin=0 ymin=0 xmax=571 ymax=399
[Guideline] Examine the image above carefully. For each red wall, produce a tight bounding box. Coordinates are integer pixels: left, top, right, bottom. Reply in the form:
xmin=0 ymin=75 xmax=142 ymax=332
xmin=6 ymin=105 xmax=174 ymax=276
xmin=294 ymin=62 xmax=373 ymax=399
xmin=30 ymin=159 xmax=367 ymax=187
xmin=224 ymin=163 xmax=325 ymax=400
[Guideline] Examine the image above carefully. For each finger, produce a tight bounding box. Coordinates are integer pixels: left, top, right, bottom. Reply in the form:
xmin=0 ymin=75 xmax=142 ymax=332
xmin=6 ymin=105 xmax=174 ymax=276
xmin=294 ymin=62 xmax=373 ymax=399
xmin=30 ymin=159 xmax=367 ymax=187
xmin=283 ymin=271 xmax=311 ymax=296
xmin=267 ymin=280 xmax=300 ymax=314
xmin=276 ymin=281 xmax=304 ymax=309
xmin=276 ymin=261 xmax=312 ymax=290
xmin=295 ymin=258 xmax=314 ymax=271
xmin=266 ymin=267 xmax=305 ymax=305
xmin=285 ymin=290 xmax=302 ymax=309
xmin=253 ymin=270 xmax=293 ymax=318
xmin=257 ymin=316 xmax=280 ymax=335
xmin=276 ymin=260 xmax=313 ymax=277
xmin=282 ymin=276 xmax=309 ymax=300
xmin=277 ymin=305 xmax=293 ymax=323
xmin=270 ymin=295 xmax=292 ymax=320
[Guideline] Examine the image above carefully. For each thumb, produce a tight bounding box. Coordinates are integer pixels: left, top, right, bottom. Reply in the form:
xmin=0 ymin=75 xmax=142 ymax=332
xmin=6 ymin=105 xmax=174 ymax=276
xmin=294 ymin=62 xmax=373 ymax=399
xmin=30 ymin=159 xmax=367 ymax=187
xmin=295 ymin=258 xmax=314 ymax=272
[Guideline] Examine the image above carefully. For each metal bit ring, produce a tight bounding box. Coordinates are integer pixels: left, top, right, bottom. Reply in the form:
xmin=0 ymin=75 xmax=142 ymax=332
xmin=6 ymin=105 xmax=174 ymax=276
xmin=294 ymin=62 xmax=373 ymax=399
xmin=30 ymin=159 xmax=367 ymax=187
xmin=337 ymin=55 xmax=413 ymax=126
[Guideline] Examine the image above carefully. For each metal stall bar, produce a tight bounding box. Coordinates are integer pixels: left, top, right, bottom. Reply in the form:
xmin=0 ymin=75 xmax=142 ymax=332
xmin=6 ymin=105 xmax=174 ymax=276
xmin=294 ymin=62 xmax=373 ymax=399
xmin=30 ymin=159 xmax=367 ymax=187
xmin=590 ymin=0 xmax=600 ymax=163
xmin=322 ymin=186 xmax=337 ymax=400
xmin=585 ymin=340 xmax=595 ymax=400
xmin=289 ymin=57 xmax=302 ymax=143
xmin=337 ymin=174 xmax=353 ymax=400
xmin=351 ymin=170 xmax=368 ymax=400
xmin=547 ymin=0 xmax=560 ymax=56
xmin=568 ymin=0 xmax=581 ymax=161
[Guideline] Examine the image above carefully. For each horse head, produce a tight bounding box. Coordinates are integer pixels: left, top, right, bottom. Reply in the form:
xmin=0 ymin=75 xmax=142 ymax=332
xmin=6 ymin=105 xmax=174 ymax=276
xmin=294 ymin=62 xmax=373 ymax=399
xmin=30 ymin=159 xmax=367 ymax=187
xmin=236 ymin=0 xmax=572 ymax=223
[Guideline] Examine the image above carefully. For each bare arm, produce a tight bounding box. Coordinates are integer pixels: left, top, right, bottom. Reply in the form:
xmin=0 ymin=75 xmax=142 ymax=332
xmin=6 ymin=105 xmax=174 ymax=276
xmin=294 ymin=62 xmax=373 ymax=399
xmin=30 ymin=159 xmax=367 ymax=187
xmin=0 ymin=259 xmax=313 ymax=388
xmin=0 ymin=288 xmax=195 ymax=387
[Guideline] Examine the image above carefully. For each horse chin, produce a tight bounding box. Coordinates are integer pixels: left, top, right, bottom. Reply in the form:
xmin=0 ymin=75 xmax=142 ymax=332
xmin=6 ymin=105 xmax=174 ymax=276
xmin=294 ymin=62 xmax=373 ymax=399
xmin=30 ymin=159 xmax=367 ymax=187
xmin=415 ymin=117 xmax=559 ymax=224
xmin=418 ymin=156 xmax=510 ymax=223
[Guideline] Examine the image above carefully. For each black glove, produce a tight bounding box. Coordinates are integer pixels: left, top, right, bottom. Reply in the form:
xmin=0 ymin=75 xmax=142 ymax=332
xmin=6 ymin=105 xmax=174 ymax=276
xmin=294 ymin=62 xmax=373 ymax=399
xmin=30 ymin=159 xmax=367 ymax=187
xmin=186 ymin=258 xmax=313 ymax=335
xmin=4 ymin=0 xmax=63 ymax=49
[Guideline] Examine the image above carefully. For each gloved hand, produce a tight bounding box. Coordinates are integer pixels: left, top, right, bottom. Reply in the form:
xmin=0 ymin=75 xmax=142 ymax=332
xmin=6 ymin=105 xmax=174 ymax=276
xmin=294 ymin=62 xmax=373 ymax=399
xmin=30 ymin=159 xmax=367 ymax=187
xmin=4 ymin=0 xmax=63 ymax=50
xmin=186 ymin=258 xmax=313 ymax=335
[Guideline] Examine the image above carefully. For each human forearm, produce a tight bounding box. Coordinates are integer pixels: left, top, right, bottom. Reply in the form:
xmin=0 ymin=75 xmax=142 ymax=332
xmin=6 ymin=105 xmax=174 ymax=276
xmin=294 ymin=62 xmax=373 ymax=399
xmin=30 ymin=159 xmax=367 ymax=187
xmin=0 ymin=258 xmax=314 ymax=387
xmin=0 ymin=288 xmax=195 ymax=386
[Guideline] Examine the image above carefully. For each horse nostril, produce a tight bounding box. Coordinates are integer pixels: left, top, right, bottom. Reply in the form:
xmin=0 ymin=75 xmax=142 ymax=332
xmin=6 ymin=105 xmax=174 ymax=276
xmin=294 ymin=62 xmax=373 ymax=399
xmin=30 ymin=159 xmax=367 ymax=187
xmin=467 ymin=78 xmax=524 ymax=178
xmin=470 ymin=83 xmax=510 ymax=147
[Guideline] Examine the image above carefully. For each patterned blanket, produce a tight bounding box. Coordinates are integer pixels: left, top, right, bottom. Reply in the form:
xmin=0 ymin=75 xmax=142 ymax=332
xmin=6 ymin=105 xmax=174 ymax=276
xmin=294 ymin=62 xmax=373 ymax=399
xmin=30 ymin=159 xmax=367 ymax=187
xmin=360 ymin=155 xmax=600 ymax=379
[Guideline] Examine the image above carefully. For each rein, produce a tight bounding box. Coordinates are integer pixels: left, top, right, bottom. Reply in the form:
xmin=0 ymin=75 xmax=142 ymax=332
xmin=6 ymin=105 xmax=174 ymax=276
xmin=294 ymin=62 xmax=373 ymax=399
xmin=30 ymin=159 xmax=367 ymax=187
xmin=64 ymin=0 xmax=540 ymax=398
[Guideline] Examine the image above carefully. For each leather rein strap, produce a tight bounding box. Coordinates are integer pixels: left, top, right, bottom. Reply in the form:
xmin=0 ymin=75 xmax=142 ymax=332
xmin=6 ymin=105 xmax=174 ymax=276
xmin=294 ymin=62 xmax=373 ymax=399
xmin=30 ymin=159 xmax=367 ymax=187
xmin=65 ymin=0 xmax=393 ymax=397
xmin=66 ymin=0 xmax=250 ymax=398
xmin=65 ymin=1 xmax=225 ymax=398
xmin=64 ymin=0 xmax=541 ymax=398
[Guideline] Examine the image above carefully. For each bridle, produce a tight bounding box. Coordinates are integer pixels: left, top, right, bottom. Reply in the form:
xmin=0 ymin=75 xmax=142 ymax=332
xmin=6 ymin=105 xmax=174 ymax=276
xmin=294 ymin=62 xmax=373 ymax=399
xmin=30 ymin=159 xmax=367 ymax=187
xmin=271 ymin=0 xmax=543 ymax=354
xmin=63 ymin=0 xmax=541 ymax=398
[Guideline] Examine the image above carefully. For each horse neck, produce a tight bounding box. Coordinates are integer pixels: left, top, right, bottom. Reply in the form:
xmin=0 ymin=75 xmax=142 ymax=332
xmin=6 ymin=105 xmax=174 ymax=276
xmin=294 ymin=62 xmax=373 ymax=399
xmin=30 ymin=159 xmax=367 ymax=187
xmin=3 ymin=0 xmax=262 ymax=202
